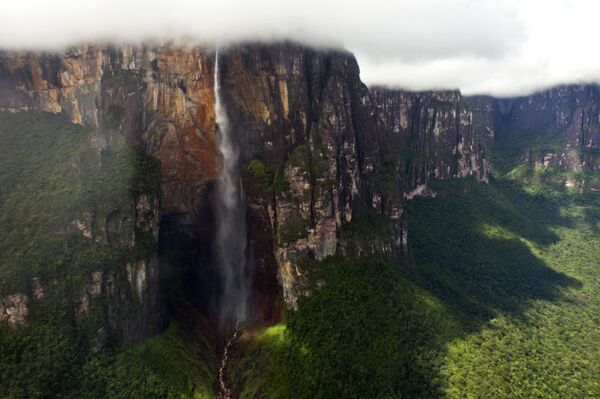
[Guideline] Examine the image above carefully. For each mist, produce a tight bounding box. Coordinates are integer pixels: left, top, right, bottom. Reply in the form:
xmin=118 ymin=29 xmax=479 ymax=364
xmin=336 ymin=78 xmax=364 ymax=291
xmin=1 ymin=0 xmax=599 ymax=96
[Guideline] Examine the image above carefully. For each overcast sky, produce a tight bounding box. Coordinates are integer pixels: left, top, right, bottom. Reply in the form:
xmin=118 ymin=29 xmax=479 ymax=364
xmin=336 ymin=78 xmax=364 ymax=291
xmin=0 ymin=0 xmax=598 ymax=96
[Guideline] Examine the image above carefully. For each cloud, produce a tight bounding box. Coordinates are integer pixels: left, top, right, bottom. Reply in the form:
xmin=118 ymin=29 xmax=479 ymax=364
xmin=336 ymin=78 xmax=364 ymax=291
xmin=0 ymin=0 xmax=597 ymax=96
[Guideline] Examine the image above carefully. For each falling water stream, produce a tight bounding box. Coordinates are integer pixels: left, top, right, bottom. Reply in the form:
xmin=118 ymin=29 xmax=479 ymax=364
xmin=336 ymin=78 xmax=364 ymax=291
xmin=213 ymin=50 xmax=248 ymax=399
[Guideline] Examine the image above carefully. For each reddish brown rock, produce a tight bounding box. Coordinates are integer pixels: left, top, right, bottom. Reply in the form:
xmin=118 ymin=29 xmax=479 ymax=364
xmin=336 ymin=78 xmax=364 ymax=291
xmin=0 ymin=44 xmax=219 ymax=215
xmin=0 ymin=42 xmax=491 ymax=315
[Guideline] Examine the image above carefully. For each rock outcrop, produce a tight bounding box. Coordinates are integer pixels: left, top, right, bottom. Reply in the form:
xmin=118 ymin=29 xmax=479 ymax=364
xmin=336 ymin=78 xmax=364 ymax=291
xmin=0 ymin=293 xmax=28 ymax=329
xmin=218 ymin=46 xmax=488 ymax=308
xmin=468 ymin=86 xmax=600 ymax=189
xmin=0 ymin=44 xmax=219 ymax=215
xmin=372 ymin=89 xmax=490 ymax=191
xmin=74 ymin=257 xmax=161 ymax=345
xmin=0 ymin=42 xmax=490 ymax=323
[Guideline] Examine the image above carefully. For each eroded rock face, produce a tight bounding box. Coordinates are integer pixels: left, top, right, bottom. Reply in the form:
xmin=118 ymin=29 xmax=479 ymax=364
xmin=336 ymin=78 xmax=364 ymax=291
xmin=0 ymin=43 xmax=490 ymax=316
xmin=468 ymin=86 xmax=600 ymax=186
xmin=0 ymin=44 xmax=218 ymax=215
xmin=372 ymin=89 xmax=490 ymax=189
xmin=219 ymin=45 xmax=393 ymax=308
xmin=219 ymin=46 xmax=489 ymax=308
xmin=0 ymin=45 xmax=104 ymax=125
xmin=0 ymin=293 xmax=29 ymax=329
xmin=74 ymin=257 xmax=161 ymax=345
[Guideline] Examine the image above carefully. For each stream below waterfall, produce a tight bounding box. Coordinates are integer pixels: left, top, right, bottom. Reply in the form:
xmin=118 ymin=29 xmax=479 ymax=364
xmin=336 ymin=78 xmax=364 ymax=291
xmin=217 ymin=323 xmax=240 ymax=399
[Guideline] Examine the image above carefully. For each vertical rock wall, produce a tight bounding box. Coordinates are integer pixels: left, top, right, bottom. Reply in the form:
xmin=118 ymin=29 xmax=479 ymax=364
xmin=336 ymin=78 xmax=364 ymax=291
xmin=467 ymin=85 xmax=600 ymax=189
xmin=0 ymin=42 xmax=490 ymax=321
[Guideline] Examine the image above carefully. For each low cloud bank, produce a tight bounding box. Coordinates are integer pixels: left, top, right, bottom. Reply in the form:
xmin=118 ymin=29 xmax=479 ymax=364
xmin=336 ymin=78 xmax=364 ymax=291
xmin=1 ymin=0 xmax=597 ymax=96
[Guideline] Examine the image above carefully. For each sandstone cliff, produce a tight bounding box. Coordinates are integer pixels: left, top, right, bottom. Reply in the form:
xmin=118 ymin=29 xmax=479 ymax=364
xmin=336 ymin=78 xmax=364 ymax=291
xmin=0 ymin=42 xmax=489 ymax=329
xmin=218 ymin=45 xmax=489 ymax=308
xmin=468 ymin=86 xmax=600 ymax=190
xmin=0 ymin=44 xmax=219 ymax=214
xmin=372 ymin=89 xmax=490 ymax=194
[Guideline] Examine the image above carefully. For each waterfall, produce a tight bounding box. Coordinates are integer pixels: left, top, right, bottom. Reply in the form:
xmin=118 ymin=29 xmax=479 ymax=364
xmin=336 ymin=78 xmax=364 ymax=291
xmin=213 ymin=51 xmax=249 ymax=325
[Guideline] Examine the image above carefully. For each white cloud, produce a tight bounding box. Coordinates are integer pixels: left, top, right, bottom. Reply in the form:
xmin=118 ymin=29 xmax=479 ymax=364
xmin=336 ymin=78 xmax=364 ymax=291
xmin=0 ymin=0 xmax=598 ymax=96
xmin=360 ymin=0 xmax=600 ymax=96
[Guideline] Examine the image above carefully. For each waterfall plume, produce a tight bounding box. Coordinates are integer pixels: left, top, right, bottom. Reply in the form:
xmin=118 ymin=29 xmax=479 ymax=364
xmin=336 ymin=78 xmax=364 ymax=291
xmin=213 ymin=51 xmax=249 ymax=325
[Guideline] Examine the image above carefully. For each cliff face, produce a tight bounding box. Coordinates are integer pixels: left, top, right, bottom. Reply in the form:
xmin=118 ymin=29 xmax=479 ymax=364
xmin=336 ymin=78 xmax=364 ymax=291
xmin=0 ymin=47 xmax=169 ymax=342
xmin=372 ymin=89 xmax=490 ymax=196
xmin=0 ymin=45 xmax=219 ymax=215
xmin=468 ymin=86 xmax=600 ymax=189
xmin=217 ymin=46 xmax=490 ymax=308
xmin=496 ymin=85 xmax=600 ymax=150
xmin=0 ymin=109 xmax=163 ymax=349
xmin=219 ymin=45 xmax=399 ymax=309
xmin=0 ymin=42 xmax=489 ymax=329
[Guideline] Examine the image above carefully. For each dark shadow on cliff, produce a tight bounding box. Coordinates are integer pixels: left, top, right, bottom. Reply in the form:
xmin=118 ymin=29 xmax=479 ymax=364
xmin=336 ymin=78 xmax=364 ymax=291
xmin=158 ymin=175 xmax=282 ymax=340
xmin=158 ymin=180 xmax=221 ymax=325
